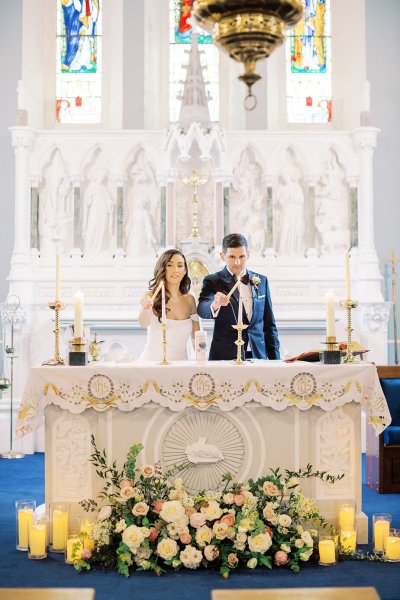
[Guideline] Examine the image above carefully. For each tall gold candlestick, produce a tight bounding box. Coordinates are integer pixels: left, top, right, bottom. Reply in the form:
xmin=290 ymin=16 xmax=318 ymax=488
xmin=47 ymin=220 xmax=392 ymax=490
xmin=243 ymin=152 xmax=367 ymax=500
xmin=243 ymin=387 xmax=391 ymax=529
xmin=160 ymin=322 xmax=169 ymax=365
xmin=340 ymin=299 xmax=358 ymax=364
xmin=42 ymin=300 xmax=66 ymax=366
xmin=232 ymin=322 xmax=248 ymax=365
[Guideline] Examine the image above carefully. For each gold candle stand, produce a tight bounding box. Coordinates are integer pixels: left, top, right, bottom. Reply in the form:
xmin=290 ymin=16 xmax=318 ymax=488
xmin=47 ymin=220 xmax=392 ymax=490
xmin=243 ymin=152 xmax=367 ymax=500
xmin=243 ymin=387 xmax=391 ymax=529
xmin=232 ymin=322 xmax=248 ymax=365
xmin=160 ymin=322 xmax=169 ymax=365
xmin=42 ymin=301 xmax=66 ymax=366
xmin=340 ymin=299 xmax=359 ymax=363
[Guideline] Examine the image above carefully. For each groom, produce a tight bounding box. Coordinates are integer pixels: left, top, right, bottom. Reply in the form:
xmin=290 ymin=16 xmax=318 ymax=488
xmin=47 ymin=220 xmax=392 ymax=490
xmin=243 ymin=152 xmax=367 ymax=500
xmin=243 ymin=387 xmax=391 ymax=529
xmin=197 ymin=233 xmax=280 ymax=361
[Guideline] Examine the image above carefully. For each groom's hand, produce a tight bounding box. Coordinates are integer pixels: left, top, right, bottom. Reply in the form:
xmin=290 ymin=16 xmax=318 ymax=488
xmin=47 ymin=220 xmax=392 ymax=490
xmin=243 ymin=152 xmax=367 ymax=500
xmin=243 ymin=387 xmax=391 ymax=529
xmin=212 ymin=292 xmax=230 ymax=312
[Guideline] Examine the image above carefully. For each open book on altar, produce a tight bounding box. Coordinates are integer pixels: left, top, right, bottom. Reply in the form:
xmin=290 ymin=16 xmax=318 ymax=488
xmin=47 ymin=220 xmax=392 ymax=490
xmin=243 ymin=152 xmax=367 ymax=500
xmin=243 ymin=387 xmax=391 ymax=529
xmin=285 ymin=341 xmax=368 ymax=363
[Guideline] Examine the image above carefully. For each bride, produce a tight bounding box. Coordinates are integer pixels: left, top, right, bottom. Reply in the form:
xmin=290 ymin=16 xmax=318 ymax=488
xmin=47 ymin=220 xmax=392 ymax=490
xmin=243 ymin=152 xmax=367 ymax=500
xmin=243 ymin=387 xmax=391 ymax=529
xmin=138 ymin=249 xmax=200 ymax=361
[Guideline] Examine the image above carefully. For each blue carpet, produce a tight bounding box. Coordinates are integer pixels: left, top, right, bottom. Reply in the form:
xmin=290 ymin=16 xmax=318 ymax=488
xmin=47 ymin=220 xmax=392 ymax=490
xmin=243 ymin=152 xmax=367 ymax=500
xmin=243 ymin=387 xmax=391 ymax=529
xmin=0 ymin=454 xmax=399 ymax=600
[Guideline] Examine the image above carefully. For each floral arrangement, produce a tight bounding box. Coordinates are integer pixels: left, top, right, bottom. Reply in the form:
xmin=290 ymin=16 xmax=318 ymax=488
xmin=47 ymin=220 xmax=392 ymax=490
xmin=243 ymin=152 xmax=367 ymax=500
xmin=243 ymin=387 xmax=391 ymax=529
xmin=74 ymin=437 xmax=343 ymax=577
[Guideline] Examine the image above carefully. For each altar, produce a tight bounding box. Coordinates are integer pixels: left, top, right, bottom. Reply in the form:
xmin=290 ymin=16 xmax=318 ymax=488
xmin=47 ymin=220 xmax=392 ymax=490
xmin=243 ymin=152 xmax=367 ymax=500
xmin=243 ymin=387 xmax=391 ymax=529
xmin=17 ymin=360 xmax=389 ymax=543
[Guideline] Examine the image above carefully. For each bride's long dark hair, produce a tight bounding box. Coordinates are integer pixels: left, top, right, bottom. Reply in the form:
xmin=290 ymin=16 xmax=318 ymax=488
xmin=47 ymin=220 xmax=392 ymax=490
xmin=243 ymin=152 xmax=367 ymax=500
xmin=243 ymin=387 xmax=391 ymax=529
xmin=149 ymin=249 xmax=191 ymax=321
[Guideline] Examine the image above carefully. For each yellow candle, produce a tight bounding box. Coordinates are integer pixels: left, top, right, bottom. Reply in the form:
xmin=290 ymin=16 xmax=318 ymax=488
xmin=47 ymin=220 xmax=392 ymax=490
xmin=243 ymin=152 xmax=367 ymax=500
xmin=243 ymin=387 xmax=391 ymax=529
xmin=318 ymin=539 xmax=336 ymax=564
xmin=55 ymin=254 xmax=60 ymax=302
xmin=385 ymin=535 xmax=400 ymax=561
xmin=29 ymin=522 xmax=47 ymax=557
xmin=338 ymin=505 xmax=355 ymax=531
xmin=374 ymin=519 xmax=390 ymax=552
xmin=161 ymin=283 xmax=167 ymax=325
xmin=345 ymin=253 xmax=351 ymax=301
xmin=74 ymin=291 xmax=84 ymax=338
xmin=326 ymin=290 xmax=335 ymax=338
xmin=18 ymin=508 xmax=34 ymax=549
xmin=66 ymin=537 xmax=83 ymax=563
xmin=80 ymin=520 xmax=95 ymax=550
xmin=340 ymin=530 xmax=357 ymax=552
xmin=52 ymin=509 xmax=68 ymax=550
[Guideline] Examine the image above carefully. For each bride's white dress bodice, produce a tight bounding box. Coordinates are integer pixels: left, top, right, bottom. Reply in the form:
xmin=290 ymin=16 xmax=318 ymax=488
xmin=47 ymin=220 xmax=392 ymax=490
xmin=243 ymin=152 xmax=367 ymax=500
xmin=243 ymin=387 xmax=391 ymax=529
xmin=139 ymin=313 xmax=194 ymax=361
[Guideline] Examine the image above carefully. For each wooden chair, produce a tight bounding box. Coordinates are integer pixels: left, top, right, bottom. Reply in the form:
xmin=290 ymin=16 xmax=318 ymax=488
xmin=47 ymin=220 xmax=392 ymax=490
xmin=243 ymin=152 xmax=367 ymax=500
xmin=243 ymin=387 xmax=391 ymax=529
xmin=366 ymin=365 xmax=400 ymax=493
xmin=0 ymin=589 xmax=95 ymax=600
xmin=211 ymin=587 xmax=381 ymax=600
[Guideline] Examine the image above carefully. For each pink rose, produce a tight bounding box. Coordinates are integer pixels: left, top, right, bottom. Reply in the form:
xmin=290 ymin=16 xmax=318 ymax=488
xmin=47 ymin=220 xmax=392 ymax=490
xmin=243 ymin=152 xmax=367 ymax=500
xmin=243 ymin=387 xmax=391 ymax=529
xmin=120 ymin=479 xmax=133 ymax=489
xmin=189 ymin=512 xmax=206 ymax=529
xmin=81 ymin=548 xmax=92 ymax=559
xmin=180 ymin=532 xmax=192 ymax=545
xmin=148 ymin=527 xmax=159 ymax=542
xmin=220 ymin=514 xmax=235 ymax=528
xmin=262 ymin=481 xmax=280 ymax=496
xmin=152 ymin=499 xmax=165 ymax=514
xmin=233 ymin=494 xmax=244 ymax=507
xmin=274 ymin=550 xmax=289 ymax=566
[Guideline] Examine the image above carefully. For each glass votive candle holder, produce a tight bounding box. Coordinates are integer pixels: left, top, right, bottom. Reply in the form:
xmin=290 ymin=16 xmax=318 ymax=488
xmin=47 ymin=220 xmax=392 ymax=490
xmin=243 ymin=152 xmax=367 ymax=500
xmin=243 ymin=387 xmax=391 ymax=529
xmin=80 ymin=517 xmax=95 ymax=551
xmin=318 ymin=534 xmax=337 ymax=566
xmin=65 ymin=533 xmax=83 ymax=564
xmin=28 ymin=518 xmax=47 ymax=559
xmin=340 ymin=529 xmax=357 ymax=552
xmin=338 ymin=502 xmax=355 ymax=531
xmin=385 ymin=529 xmax=400 ymax=562
xmin=373 ymin=513 xmax=392 ymax=553
xmin=15 ymin=498 xmax=36 ymax=551
xmin=49 ymin=502 xmax=69 ymax=553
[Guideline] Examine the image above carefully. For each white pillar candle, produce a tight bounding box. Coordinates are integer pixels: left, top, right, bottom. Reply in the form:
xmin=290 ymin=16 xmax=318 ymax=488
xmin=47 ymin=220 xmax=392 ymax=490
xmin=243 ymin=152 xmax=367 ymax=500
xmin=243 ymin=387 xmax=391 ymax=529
xmin=345 ymin=254 xmax=351 ymax=301
xmin=55 ymin=254 xmax=60 ymax=302
xmin=74 ymin=292 xmax=84 ymax=339
xmin=326 ymin=291 xmax=335 ymax=338
xmin=161 ymin=283 xmax=167 ymax=325
xmin=238 ymin=289 xmax=243 ymax=326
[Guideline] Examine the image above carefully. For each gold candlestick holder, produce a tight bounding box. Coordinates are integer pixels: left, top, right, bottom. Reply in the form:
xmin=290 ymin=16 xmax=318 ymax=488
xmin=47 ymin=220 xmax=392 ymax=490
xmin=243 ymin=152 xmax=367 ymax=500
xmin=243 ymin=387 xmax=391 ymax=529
xmin=321 ymin=336 xmax=341 ymax=364
xmin=232 ymin=322 xmax=248 ymax=365
xmin=340 ymin=299 xmax=359 ymax=363
xmin=42 ymin=300 xmax=66 ymax=366
xmin=160 ymin=322 xmax=170 ymax=365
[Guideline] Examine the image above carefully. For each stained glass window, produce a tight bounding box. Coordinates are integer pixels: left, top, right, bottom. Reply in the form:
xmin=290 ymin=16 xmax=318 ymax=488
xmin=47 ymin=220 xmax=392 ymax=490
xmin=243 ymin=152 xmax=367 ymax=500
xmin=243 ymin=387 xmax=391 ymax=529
xmin=286 ymin=0 xmax=332 ymax=123
xmin=169 ymin=0 xmax=219 ymax=123
xmin=56 ymin=0 xmax=102 ymax=124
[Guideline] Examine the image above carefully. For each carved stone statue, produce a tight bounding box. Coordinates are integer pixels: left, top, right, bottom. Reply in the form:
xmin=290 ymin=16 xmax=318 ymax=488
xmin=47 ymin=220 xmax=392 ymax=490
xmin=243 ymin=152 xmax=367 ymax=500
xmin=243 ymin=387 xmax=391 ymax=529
xmin=39 ymin=159 xmax=67 ymax=254
xmin=276 ymin=172 xmax=305 ymax=255
xmin=125 ymin=152 xmax=159 ymax=256
xmin=230 ymin=149 xmax=266 ymax=255
xmin=82 ymin=168 xmax=115 ymax=255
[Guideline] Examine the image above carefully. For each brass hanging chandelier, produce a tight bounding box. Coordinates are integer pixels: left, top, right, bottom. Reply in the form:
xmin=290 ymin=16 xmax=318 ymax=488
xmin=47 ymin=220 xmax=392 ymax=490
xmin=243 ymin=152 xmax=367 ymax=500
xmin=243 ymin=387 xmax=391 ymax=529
xmin=192 ymin=0 xmax=303 ymax=109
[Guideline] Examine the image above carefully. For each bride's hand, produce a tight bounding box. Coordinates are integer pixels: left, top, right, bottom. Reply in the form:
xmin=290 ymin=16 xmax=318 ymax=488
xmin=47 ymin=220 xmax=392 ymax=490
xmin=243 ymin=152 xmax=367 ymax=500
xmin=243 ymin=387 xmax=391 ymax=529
xmin=140 ymin=293 xmax=154 ymax=310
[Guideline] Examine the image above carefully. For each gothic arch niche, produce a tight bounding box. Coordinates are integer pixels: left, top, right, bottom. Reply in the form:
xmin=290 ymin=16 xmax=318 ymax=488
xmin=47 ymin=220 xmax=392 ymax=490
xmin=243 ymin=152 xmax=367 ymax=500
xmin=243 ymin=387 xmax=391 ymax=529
xmin=315 ymin=149 xmax=350 ymax=255
xmin=175 ymin=139 xmax=213 ymax=246
xmin=81 ymin=149 xmax=116 ymax=257
xmin=274 ymin=148 xmax=307 ymax=256
xmin=124 ymin=148 xmax=160 ymax=258
xmin=229 ymin=147 xmax=267 ymax=257
xmin=38 ymin=148 xmax=73 ymax=255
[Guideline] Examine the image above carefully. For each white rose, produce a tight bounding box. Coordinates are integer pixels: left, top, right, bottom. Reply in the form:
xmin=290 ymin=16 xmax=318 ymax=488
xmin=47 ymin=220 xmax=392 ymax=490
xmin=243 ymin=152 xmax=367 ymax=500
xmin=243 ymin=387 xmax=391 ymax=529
xmin=98 ymin=505 xmax=112 ymax=521
xmin=299 ymin=548 xmax=313 ymax=561
xmin=189 ymin=512 xmax=206 ymax=529
xmin=122 ymin=525 xmax=145 ymax=551
xmin=120 ymin=487 xmax=136 ymax=500
xmin=281 ymin=543 xmax=291 ymax=553
xmin=248 ymin=532 xmax=272 ymax=554
xmin=301 ymin=531 xmax=313 ymax=546
xmin=212 ymin=521 xmax=229 ymax=540
xmin=295 ymin=538 xmax=305 ymax=548
xmin=204 ymin=544 xmax=219 ymax=561
xmin=160 ymin=500 xmax=186 ymax=523
xmin=236 ymin=532 xmax=247 ymax=544
xmin=115 ymin=519 xmax=127 ymax=533
xmin=166 ymin=522 xmax=180 ymax=540
xmin=278 ymin=514 xmax=292 ymax=528
xmin=247 ymin=557 xmax=258 ymax=569
xmin=195 ymin=525 xmax=213 ymax=547
xmin=157 ymin=537 xmax=179 ymax=561
xmin=180 ymin=545 xmax=203 ymax=569
xmin=223 ymin=492 xmax=234 ymax=504
xmin=132 ymin=502 xmax=149 ymax=517
xmin=136 ymin=546 xmax=152 ymax=561
xmin=141 ymin=464 xmax=155 ymax=478
xmin=201 ymin=501 xmax=223 ymax=522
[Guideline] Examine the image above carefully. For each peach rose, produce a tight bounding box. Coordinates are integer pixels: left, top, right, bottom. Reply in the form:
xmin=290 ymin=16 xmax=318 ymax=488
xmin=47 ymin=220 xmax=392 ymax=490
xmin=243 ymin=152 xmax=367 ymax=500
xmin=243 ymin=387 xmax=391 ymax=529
xmin=148 ymin=527 xmax=159 ymax=542
xmin=227 ymin=553 xmax=239 ymax=568
xmin=262 ymin=481 xmax=280 ymax=496
xmin=274 ymin=550 xmax=289 ymax=566
xmin=233 ymin=494 xmax=244 ymax=506
xmin=220 ymin=513 xmax=235 ymax=527
xmin=120 ymin=479 xmax=133 ymax=489
xmin=180 ymin=532 xmax=192 ymax=545
xmin=189 ymin=512 xmax=206 ymax=529
xmin=132 ymin=502 xmax=149 ymax=517
xmin=264 ymin=525 xmax=273 ymax=538
xmin=152 ymin=499 xmax=165 ymax=514
xmin=141 ymin=464 xmax=155 ymax=478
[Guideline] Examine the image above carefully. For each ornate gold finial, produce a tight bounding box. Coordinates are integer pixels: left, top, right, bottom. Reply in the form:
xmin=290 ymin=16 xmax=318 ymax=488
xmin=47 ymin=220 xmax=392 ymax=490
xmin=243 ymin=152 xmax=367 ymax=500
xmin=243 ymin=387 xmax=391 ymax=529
xmin=182 ymin=168 xmax=208 ymax=238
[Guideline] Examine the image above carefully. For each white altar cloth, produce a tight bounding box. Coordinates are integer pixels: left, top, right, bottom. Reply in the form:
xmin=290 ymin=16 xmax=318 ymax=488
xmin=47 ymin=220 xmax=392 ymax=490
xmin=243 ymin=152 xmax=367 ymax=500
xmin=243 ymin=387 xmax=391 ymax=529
xmin=17 ymin=360 xmax=390 ymax=438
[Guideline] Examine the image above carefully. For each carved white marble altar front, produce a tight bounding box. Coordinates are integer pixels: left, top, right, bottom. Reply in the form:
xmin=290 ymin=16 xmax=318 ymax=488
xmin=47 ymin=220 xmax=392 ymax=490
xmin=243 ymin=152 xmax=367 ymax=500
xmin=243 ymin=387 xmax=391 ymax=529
xmin=17 ymin=361 xmax=390 ymax=544
xmin=4 ymin=123 xmax=390 ymax=454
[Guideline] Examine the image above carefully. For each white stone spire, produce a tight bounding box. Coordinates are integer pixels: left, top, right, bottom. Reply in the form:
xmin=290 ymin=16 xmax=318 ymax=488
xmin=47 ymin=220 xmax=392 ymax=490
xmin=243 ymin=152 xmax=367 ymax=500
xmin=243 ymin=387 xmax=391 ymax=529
xmin=178 ymin=19 xmax=212 ymax=131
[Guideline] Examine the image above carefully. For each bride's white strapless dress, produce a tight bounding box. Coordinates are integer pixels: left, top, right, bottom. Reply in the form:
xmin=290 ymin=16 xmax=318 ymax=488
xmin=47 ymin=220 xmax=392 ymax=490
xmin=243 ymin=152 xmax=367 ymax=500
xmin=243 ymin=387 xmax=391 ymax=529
xmin=139 ymin=313 xmax=196 ymax=361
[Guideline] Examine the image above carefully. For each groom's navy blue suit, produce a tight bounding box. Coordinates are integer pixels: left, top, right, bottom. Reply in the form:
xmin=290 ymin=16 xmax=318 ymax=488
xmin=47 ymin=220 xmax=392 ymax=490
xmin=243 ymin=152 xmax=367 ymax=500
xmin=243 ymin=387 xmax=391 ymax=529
xmin=197 ymin=266 xmax=280 ymax=361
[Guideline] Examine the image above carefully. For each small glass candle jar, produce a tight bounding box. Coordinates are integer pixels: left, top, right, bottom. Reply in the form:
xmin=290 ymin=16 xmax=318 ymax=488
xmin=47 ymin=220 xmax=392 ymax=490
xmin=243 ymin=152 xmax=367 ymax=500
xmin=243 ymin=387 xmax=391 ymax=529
xmin=15 ymin=498 xmax=36 ymax=551
xmin=28 ymin=518 xmax=47 ymax=559
xmin=318 ymin=534 xmax=337 ymax=566
xmin=340 ymin=529 xmax=357 ymax=552
xmin=80 ymin=518 xmax=95 ymax=551
xmin=373 ymin=513 xmax=392 ymax=553
xmin=385 ymin=529 xmax=400 ymax=562
xmin=49 ymin=502 xmax=69 ymax=552
xmin=65 ymin=534 xmax=83 ymax=564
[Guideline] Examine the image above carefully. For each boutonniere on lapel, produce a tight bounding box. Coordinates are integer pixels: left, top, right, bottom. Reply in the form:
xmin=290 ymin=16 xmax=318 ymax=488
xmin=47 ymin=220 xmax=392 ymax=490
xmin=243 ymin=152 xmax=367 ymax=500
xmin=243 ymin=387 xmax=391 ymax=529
xmin=251 ymin=275 xmax=261 ymax=289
